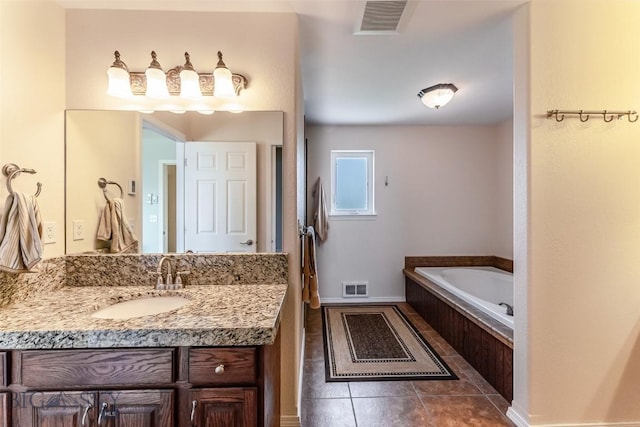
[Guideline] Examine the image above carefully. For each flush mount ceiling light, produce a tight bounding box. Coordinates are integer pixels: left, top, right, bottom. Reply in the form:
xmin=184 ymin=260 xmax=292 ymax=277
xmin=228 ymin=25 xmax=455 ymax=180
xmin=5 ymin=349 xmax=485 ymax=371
xmin=106 ymin=50 xmax=248 ymax=99
xmin=417 ymin=83 xmax=458 ymax=109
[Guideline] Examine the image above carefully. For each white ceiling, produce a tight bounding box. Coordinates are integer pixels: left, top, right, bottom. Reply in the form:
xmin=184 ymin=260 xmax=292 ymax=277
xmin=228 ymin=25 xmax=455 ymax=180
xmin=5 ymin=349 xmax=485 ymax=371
xmin=58 ymin=0 xmax=526 ymax=126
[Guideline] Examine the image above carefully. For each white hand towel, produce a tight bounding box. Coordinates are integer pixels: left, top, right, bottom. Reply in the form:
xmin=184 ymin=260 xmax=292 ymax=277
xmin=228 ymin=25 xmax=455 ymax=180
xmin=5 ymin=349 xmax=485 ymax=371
xmin=0 ymin=192 xmax=43 ymax=273
xmin=96 ymin=198 xmax=138 ymax=253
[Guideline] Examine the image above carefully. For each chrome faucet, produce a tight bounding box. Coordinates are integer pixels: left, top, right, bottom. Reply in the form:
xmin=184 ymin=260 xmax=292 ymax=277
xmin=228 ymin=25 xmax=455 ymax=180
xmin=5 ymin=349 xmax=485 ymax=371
xmin=156 ymin=256 xmax=173 ymax=289
xmin=499 ymin=302 xmax=514 ymax=316
xmin=155 ymin=256 xmax=190 ymax=290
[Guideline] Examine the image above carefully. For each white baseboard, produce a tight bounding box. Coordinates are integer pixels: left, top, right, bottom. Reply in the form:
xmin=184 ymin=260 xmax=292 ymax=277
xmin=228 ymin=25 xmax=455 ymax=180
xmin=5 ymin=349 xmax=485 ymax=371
xmin=527 ymin=422 xmax=640 ymax=427
xmin=507 ymin=405 xmax=529 ymax=427
xmin=320 ymin=296 xmax=406 ymax=304
xmin=506 ymin=405 xmax=640 ymax=427
xmin=298 ymin=328 xmax=305 ymax=416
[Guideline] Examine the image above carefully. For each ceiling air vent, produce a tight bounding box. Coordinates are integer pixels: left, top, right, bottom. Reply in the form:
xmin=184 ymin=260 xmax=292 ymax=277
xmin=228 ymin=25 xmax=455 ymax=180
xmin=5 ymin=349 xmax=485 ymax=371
xmin=357 ymin=0 xmax=408 ymax=34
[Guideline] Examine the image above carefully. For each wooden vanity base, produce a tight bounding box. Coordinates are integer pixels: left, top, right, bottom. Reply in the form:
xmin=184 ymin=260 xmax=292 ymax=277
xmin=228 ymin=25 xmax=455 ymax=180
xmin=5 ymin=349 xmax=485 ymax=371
xmin=0 ymin=333 xmax=280 ymax=427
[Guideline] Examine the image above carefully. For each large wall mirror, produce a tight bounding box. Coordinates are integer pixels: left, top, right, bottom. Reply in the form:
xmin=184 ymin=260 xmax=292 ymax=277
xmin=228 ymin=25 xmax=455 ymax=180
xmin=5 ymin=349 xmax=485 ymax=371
xmin=65 ymin=110 xmax=283 ymax=254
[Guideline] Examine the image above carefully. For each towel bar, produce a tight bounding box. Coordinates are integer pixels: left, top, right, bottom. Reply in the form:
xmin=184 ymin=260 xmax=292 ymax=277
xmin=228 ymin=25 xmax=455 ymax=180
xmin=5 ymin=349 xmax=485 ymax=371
xmin=98 ymin=178 xmax=124 ymax=201
xmin=2 ymin=163 xmax=42 ymax=197
xmin=299 ymin=225 xmax=314 ymax=237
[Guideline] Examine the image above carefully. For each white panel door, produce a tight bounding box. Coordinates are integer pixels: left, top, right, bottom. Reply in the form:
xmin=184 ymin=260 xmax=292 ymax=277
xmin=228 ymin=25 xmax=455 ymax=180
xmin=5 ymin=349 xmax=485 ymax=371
xmin=184 ymin=141 xmax=257 ymax=253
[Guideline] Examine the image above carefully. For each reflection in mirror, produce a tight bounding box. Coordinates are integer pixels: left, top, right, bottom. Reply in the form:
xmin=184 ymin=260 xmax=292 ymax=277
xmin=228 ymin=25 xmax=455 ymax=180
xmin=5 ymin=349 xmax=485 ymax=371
xmin=142 ymin=124 xmax=178 ymax=253
xmin=65 ymin=110 xmax=283 ymax=254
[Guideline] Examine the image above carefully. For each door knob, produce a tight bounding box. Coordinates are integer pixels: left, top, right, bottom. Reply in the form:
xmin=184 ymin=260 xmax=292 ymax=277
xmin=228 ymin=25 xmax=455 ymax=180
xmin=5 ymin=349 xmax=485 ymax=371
xmin=240 ymin=239 xmax=254 ymax=246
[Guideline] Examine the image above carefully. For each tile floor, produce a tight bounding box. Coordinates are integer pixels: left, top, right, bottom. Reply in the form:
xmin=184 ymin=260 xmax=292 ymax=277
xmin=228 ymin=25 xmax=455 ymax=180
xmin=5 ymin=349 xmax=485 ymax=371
xmin=300 ymin=303 xmax=515 ymax=427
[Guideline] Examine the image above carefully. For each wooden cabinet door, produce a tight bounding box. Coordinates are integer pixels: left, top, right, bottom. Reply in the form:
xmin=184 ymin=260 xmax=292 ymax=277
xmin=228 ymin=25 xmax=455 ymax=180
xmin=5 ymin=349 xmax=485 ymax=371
xmin=12 ymin=391 xmax=96 ymax=427
xmin=189 ymin=388 xmax=256 ymax=427
xmin=1 ymin=392 xmax=9 ymax=427
xmin=100 ymin=390 xmax=173 ymax=427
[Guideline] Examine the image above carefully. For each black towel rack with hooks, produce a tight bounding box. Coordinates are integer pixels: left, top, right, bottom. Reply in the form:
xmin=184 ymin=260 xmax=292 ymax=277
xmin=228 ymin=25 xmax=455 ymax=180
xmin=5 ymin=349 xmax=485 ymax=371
xmin=98 ymin=177 xmax=124 ymax=201
xmin=2 ymin=163 xmax=42 ymax=197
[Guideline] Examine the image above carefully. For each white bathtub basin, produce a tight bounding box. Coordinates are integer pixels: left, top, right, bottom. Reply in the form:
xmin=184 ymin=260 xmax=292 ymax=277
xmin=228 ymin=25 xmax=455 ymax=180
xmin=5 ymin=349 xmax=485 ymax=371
xmin=91 ymin=296 xmax=190 ymax=320
xmin=415 ymin=267 xmax=514 ymax=329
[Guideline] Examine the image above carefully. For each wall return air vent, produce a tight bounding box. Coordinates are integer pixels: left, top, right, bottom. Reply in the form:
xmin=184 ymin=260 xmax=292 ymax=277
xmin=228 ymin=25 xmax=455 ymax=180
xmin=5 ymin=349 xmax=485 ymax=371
xmin=356 ymin=0 xmax=408 ymax=34
xmin=343 ymin=281 xmax=369 ymax=297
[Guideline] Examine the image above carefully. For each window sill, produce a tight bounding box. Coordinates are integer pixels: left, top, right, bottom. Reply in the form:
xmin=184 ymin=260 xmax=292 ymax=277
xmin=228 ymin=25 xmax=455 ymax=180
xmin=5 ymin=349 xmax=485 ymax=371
xmin=329 ymin=213 xmax=377 ymax=220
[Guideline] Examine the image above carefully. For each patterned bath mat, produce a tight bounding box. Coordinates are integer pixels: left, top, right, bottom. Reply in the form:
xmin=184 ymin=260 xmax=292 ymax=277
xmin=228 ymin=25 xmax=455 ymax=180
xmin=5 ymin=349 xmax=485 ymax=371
xmin=322 ymin=305 xmax=457 ymax=382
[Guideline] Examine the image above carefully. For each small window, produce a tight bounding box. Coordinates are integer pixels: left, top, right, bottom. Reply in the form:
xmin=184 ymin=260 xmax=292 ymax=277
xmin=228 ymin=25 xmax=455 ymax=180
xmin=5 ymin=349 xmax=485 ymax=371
xmin=330 ymin=150 xmax=375 ymax=216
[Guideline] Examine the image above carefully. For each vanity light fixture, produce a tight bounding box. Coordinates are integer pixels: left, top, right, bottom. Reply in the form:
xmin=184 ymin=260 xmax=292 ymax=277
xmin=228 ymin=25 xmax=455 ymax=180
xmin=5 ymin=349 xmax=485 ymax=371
xmin=106 ymin=50 xmax=248 ymax=100
xmin=417 ymin=83 xmax=458 ymax=109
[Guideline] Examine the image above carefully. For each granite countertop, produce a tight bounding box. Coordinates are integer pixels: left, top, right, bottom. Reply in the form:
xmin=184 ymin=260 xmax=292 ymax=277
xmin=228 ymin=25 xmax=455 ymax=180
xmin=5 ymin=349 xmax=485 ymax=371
xmin=0 ymin=284 xmax=288 ymax=350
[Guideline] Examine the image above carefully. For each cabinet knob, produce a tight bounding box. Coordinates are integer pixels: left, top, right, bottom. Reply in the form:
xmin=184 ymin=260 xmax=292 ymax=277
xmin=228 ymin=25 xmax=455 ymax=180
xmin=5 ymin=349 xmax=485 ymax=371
xmin=215 ymin=364 xmax=225 ymax=374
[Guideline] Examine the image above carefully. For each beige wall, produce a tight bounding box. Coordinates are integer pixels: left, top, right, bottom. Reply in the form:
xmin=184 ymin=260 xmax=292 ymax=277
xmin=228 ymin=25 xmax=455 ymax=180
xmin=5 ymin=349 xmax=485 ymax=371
xmin=511 ymin=0 xmax=640 ymax=424
xmin=511 ymin=3 xmax=531 ymax=423
xmin=306 ymin=124 xmax=513 ymax=302
xmin=65 ymin=10 xmax=296 ymax=114
xmin=495 ymin=119 xmax=514 ymax=260
xmin=0 ymin=0 xmax=66 ymax=257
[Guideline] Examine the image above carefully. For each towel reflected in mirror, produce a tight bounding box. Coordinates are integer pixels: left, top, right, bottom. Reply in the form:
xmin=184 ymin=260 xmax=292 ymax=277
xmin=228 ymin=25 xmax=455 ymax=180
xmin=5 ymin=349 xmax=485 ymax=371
xmin=97 ymin=198 xmax=138 ymax=253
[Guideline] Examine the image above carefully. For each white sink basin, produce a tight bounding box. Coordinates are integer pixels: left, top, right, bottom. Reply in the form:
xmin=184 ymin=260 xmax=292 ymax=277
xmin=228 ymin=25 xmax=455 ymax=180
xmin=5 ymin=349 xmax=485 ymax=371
xmin=91 ymin=296 xmax=190 ymax=320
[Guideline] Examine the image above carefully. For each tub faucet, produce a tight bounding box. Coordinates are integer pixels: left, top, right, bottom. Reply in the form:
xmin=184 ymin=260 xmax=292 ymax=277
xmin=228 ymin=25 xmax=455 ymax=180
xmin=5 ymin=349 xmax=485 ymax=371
xmin=499 ymin=302 xmax=514 ymax=316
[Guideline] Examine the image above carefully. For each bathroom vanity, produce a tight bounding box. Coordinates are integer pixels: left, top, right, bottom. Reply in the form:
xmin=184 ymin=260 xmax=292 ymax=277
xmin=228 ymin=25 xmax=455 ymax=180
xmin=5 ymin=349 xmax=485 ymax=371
xmin=1 ymin=343 xmax=279 ymax=427
xmin=0 ymin=253 xmax=288 ymax=427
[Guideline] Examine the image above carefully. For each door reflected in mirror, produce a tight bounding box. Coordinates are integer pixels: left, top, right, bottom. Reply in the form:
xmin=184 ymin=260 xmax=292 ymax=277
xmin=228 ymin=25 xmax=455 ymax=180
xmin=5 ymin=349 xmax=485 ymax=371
xmin=65 ymin=110 xmax=283 ymax=254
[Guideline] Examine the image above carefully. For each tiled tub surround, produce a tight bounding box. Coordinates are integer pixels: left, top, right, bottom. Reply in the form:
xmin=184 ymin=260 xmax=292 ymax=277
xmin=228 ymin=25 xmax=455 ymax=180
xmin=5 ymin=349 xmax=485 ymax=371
xmin=404 ymin=256 xmax=513 ymax=401
xmin=0 ymin=253 xmax=288 ymax=349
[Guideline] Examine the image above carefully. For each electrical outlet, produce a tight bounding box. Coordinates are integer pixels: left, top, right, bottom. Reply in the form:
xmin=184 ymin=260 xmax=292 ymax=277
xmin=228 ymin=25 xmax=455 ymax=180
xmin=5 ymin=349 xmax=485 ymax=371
xmin=72 ymin=220 xmax=85 ymax=241
xmin=43 ymin=222 xmax=56 ymax=244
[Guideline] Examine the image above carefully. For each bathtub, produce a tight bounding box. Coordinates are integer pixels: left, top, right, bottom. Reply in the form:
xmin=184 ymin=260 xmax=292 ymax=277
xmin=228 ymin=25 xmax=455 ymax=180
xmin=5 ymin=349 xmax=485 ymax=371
xmin=414 ymin=267 xmax=514 ymax=329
